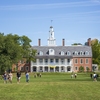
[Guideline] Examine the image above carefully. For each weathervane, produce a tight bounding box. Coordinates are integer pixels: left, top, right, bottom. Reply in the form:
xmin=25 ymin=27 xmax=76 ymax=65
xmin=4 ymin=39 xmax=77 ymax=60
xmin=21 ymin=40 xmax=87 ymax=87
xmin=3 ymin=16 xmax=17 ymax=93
xmin=51 ymin=20 xmax=53 ymax=26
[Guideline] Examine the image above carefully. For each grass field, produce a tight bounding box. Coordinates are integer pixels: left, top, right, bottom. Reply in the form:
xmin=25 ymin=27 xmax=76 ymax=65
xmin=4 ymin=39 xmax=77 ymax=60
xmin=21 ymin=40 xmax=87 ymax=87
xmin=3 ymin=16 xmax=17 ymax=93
xmin=0 ymin=72 xmax=100 ymax=100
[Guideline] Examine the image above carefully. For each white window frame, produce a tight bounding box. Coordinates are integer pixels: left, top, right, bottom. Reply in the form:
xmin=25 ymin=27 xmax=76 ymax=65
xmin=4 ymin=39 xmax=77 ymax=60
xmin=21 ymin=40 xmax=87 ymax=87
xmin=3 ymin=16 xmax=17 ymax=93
xmin=75 ymin=67 xmax=78 ymax=70
xmin=67 ymin=51 xmax=71 ymax=56
xmin=39 ymin=51 xmax=43 ymax=55
xmin=85 ymin=58 xmax=88 ymax=64
xmin=75 ymin=51 xmax=78 ymax=55
xmin=39 ymin=59 xmax=43 ymax=63
xmin=26 ymin=66 xmax=29 ymax=71
xmin=61 ymin=51 xmax=64 ymax=55
xmin=80 ymin=59 xmax=83 ymax=64
xmin=75 ymin=59 xmax=78 ymax=64
xmin=85 ymin=51 xmax=89 ymax=55
xmin=80 ymin=51 xmax=83 ymax=55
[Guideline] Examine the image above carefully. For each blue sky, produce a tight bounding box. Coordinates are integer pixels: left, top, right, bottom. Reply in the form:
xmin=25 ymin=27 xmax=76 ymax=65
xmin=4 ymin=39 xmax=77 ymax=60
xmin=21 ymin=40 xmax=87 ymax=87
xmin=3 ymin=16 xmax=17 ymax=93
xmin=0 ymin=0 xmax=100 ymax=46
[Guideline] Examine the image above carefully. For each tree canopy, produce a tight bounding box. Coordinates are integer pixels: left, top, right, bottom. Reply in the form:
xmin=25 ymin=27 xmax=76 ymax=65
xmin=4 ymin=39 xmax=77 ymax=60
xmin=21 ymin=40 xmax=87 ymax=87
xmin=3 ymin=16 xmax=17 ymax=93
xmin=91 ymin=39 xmax=100 ymax=65
xmin=0 ymin=33 xmax=36 ymax=73
xmin=72 ymin=43 xmax=82 ymax=45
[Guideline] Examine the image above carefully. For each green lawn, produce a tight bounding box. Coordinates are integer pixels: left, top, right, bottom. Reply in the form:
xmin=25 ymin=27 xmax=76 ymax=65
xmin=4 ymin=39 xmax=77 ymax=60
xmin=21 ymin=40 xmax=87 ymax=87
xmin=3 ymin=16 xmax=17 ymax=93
xmin=0 ymin=72 xmax=100 ymax=100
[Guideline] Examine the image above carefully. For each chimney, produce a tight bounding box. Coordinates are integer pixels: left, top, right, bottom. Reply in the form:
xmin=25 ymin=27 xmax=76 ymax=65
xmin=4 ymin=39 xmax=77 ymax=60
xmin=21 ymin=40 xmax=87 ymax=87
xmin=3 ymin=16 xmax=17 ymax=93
xmin=87 ymin=38 xmax=91 ymax=46
xmin=38 ymin=39 xmax=41 ymax=46
xmin=62 ymin=39 xmax=65 ymax=46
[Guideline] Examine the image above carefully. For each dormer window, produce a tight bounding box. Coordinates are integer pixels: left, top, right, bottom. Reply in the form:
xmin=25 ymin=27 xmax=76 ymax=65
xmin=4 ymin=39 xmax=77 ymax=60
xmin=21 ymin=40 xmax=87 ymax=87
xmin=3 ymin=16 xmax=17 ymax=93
xmin=80 ymin=51 xmax=83 ymax=55
xmin=61 ymin=51 xmax=64 ymax=55
xmin=67 ymin=51 xmax=71 ymax=56
xmin=75 ymin=51 xmax=78 ymax=55
xmin=39 ymin=51 xmax=43 ymax=55
xmin=50 ymin=49 xmax=53 ymax=52
xmin=85 ymin=51 xmax=89 ymax=55
xmin=49 ymin=49 xmax=55 ymax=55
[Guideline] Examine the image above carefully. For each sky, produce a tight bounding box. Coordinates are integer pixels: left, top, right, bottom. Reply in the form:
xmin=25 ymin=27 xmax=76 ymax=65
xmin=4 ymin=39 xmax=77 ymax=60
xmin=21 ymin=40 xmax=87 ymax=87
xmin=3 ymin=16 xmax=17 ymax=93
xmin=0 ymin=0 xmax=100 ymax=46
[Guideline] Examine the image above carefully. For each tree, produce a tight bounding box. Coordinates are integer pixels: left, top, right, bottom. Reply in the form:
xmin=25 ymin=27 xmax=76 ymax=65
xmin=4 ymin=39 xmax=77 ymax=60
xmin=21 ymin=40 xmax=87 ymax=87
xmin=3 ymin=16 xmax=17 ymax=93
xmin=86 ymin=67 xmax=90 ymax=72
xmin=91 ymin=39 xmax=100 ymax=65
xmin=72 ymin=43 xmax=82 ymax=45
xmin=0 ymin=33 xmax=36 ymax=74
xmin=79 ymin=66 xmax=84 ymax=72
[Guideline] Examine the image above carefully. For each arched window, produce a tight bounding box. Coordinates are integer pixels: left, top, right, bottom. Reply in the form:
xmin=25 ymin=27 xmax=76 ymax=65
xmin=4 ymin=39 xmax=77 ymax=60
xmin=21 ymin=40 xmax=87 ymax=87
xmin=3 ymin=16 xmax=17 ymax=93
xmin=67 ymin=51 xmax=71 ymax=56
xmin=49 ymin=49 xmax=55 ymax=55
xmin=61 ymin=51 xmax=64 ymax=55
xmin=39 ymin=51 xmax=43 ymax=55
xmin=75 ymin=51 xmax=78 ymax=55
xmin=85 ymin=51 xmax=89 ymax=55
xmin=80 ymin=51 xmax=83 ymax=55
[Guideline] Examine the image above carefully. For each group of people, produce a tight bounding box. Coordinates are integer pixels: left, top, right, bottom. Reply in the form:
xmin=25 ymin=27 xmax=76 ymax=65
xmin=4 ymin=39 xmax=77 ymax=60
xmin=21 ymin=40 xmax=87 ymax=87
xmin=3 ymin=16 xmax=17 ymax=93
xmin=16 ymin=70 xmax=30 ymax=83
xmin=71 ymin=73 xmax=77 ymax=79
xmin=1 ymin=71 xmax=99 ymax=83
xmin=34 ymin=73 xmax=42 ymax=78
xmin=1 ymin=71 xmax=13 ymax=83
xmin=1 ymin=70 xmax=29 ymax=84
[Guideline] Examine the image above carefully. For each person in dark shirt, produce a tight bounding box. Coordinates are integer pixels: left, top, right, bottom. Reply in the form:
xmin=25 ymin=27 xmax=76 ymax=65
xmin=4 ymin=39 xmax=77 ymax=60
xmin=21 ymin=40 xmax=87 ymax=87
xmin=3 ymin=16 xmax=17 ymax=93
xmin=16 ymin=71 xmax=21 ymax=84
xmin=3 ymin=71 xmax=8 ymax=83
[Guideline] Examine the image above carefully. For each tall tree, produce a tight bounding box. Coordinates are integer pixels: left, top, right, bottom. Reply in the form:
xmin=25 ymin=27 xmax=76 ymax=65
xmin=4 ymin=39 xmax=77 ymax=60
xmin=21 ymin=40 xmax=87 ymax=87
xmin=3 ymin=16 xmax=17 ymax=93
xmin=0 ymin=33 xmax=36 ymax=74
xmin=91 ymin=39 xmax=100 ymax=65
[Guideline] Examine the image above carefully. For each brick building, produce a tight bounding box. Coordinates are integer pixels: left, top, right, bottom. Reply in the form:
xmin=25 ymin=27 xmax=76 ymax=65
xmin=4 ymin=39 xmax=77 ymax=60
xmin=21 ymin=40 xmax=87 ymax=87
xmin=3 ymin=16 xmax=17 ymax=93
xmin=30 ymin=26 xmax=92 ymax=72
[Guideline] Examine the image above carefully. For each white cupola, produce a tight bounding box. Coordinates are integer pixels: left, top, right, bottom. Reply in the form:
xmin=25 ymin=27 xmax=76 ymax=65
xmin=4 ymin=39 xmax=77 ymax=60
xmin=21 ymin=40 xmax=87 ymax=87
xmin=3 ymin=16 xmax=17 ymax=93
xmin=47 ymin=26 xmax=56 ymax=46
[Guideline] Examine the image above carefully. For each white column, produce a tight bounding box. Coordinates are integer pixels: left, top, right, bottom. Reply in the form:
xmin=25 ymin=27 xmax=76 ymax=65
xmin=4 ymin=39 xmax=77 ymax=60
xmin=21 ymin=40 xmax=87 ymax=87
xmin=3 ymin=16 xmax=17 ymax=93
xmin=48 ymin=66 xmax=50 ymax=72
xmin=37 ymin=66 xmax=39 ymax=72
xmin=65 ymin=66 xmax=67 ymax=72
xmin=54 ymin=67 xmax=55 ymax=72
xmin=30 ymin=66 xmax=33 ymax=72
xmin=59 ymin=66 xmax=61 ymax=72
xmin=42 ymin=66 xmax=44 ymax=72
xmin=66 ymin=66 xmax=68 ymax=72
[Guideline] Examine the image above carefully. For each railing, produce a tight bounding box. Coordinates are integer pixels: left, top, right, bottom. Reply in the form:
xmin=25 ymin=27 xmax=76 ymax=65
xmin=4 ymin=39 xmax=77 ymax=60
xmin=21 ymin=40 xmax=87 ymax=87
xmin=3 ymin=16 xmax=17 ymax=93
xmin=32 ymin=62 xmax=72 ymax=66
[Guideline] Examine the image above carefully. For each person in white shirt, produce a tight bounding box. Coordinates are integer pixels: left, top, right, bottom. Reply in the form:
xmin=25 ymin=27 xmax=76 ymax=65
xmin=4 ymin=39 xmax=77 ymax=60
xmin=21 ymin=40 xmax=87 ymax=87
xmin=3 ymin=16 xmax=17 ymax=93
xmin=8 ymin=71 xmax=13 ymax=83
xmin=93 ymin=72 xmax=97 ymax=81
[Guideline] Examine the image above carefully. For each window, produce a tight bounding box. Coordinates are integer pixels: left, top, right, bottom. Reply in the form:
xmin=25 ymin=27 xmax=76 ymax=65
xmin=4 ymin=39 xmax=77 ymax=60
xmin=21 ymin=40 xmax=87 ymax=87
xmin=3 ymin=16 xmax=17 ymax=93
xmin=55 ymin=59 xmax=59 ymax=63
xmin=86 ymin=67 xmax=89 ymax=71
xmin=75 ymin=67 xmax=78 ymax=70
xmin=80 ymin=51 xmax=83 ymax=55
xmin=75 ymin=51 xmax=78 ymax=55
xmin=61 ymin=67 xmax=64 ymax=70
xmin=80 ymin=59 xmax=83 ymax=64
xmin=49 ymin=49 xmax=55 ymax=55
xmin=50 ymin=59 xmax=54 ymax=63
xmin=75 ymin=59 xmax=78 ymax=63
xmin=21 ymin=67 xmax=24 ymax=71
xmin=45 ymin=59 xmax=48 ymax=63
xmin=39 ymin=51 xmax=43 ymax=55
xmin=61 ymin=51 xmax=64 ymax=55
xmin=40 ymin=66 xmax=42 ymax=70
xmin=67 ymin=59 xmax=70 ymax=63
xmin=85 ymin=59 xmax=88 ymax=64
xmin=67 ymin=51 xmax=71 ymax=56
xmin=51 ymin=49 xmax=53 ymax=52
xmin=85 ymin=51 xmax=89 ymax=55
xmin=39 ymin=59 xmax=43 ymax=63
xmin=61 ymin=59 xmax=64 ymax=63
xmin=26 ymin=66 xmax=29 ymax=71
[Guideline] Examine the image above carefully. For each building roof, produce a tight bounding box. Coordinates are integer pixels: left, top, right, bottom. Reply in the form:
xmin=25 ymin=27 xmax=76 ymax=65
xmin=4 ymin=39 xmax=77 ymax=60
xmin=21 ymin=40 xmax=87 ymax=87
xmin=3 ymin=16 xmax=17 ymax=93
xmin=32 ymin=45 xmax=92 ymax=58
